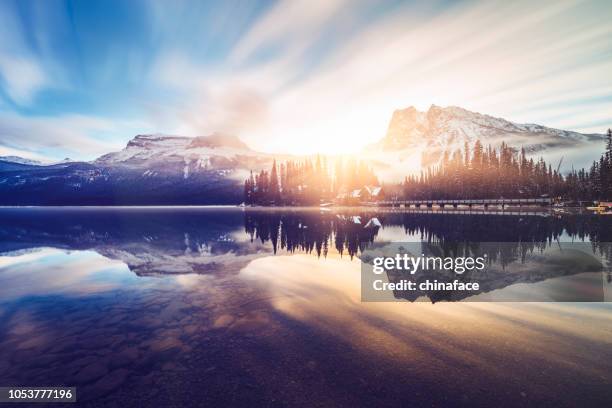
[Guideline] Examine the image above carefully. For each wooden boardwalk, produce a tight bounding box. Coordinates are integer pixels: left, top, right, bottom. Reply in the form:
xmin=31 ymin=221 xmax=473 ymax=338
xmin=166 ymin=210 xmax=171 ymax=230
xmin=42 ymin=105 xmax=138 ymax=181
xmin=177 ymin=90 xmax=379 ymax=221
xmin=376 ymin=198 xmax=552 ymax=208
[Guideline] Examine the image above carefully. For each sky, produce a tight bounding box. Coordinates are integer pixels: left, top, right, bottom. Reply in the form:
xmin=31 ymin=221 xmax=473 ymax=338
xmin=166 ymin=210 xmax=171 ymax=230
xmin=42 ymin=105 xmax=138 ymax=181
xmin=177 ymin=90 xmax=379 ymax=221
xmin=0 ymin=0 xmax=611 ymax=161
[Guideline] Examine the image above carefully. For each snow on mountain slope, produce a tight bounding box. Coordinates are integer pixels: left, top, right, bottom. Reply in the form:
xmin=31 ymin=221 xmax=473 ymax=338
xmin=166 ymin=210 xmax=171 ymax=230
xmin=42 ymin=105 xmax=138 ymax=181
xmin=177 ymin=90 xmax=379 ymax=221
xmin=378 ymin=105 xmax=600 ymax=152
xmin=94 ymin=133 xmax=274 ymax=181
xmin=366 ymin=105 xmax=604 ymax=180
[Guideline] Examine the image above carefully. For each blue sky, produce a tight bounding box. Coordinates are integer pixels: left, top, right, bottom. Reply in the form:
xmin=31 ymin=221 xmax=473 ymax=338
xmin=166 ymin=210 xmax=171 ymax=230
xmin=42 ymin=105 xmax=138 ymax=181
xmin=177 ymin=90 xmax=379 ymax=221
xmin=0 ymin=0 xmax=611 ymax=161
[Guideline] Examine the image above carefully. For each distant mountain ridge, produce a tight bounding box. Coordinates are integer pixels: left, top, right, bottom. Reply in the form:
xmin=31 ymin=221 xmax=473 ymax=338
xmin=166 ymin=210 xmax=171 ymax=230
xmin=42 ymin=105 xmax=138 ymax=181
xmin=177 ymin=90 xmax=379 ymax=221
xmin=0 ymin=156 xmax=42 ymax=166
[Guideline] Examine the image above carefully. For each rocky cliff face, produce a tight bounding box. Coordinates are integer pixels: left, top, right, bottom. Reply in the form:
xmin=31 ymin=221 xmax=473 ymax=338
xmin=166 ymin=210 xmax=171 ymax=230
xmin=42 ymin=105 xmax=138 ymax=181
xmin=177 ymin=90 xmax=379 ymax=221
xmin=374 ymin=105 xmax=602 ymax=167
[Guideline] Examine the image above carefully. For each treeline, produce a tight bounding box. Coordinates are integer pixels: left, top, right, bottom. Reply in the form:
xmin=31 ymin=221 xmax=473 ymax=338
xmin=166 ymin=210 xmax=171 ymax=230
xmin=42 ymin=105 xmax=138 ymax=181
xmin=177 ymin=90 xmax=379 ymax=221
xmin=583 ymin=128 xmax=612 ymax=200
xmin=244 ymin=157 xmax=378 ymax=205
xmin=403 ymin=129 xmax=612 ymax=201
xmin=244 ymin=129 xmax=612 ymax=205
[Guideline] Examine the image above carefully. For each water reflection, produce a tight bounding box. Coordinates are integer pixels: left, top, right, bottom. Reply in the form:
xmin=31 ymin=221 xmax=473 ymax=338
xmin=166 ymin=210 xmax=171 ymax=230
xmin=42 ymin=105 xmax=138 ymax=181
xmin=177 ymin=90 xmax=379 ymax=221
xmin=0 ymin=249 xmax=135 ymax=300
xmin=1 ymin=208 xmax=610 ymax=292
xmin=0 ymin=208 xmax=270 ymax=276
xmin=3 ymin=207 xmax=611 ymax=266
xmin=245 ymin=209 xmax=612 ymax=260
xmin=0 ymin=208 xmax=612 ymax=406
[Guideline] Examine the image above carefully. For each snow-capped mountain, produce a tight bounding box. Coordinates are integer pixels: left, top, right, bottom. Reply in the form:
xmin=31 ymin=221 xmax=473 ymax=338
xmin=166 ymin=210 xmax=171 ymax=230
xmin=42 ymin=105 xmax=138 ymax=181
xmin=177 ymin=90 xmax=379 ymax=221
xmin=0 ymin=133 xmax=274 ymax=205
xmin=365 ymin=105 xmax=604 ymax=179
xmin=95 ymin=133 xmax=272 ymax=181
xmin=379 ymin=105 xmax=599 ymax=151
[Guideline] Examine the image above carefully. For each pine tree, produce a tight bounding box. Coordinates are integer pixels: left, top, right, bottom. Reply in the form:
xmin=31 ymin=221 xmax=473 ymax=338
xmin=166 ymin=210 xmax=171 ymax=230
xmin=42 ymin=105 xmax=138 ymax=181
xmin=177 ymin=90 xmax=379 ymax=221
xmin=604 ymin=129 xmax=612 ymax=198
xmin=245 ymin=171 xmax=255 ymax=205
xmin=269 ymin=160 xmax=280 ymax=204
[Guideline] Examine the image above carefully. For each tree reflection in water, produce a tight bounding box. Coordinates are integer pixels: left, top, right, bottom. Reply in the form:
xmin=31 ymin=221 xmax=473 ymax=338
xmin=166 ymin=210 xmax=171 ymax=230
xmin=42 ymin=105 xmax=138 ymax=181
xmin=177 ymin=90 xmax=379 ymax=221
xmin=244 ymin=210 xmax=612 ymax=265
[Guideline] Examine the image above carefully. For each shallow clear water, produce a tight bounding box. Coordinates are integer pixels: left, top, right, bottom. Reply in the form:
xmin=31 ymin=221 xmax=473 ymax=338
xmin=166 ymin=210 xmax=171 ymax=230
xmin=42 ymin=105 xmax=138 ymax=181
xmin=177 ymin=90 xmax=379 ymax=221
xmin=0 ymin=208 xmax=611 ymax=407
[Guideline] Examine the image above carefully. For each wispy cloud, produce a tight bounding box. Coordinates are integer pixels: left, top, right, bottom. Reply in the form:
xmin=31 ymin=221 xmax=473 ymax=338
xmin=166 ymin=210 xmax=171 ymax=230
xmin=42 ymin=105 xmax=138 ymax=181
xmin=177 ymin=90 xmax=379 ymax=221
xmin=229 ymin=0 xmax=352 ymax=64
xmin=0 ymin=144 xmax=48 ymax=162
xmin=0 ymin=112 xmax=146 ymax=161
xmin=0 ymin=3 xmax=49 ymax=105
xmin=0 ymin=55 xmax=48 ymax=105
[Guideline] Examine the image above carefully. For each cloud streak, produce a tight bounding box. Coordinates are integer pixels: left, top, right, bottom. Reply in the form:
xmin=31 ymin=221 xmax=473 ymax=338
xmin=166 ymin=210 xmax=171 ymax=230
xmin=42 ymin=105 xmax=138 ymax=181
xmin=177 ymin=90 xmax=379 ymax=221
xmin=0 ymin=55 xmax=48 ymax=105
xmin=0 ymin=112 xmax=146 ymax=161
xmin=0 ymin=3 xmax=50 ymax=105
xmin=0 ymin=0 xmax=611 ymax=159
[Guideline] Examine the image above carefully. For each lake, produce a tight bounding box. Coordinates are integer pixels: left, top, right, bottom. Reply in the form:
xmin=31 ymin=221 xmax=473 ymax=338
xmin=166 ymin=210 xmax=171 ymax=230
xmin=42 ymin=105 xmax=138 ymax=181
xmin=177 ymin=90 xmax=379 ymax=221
xmin=0 ymin=207 xmax=611 ymax=407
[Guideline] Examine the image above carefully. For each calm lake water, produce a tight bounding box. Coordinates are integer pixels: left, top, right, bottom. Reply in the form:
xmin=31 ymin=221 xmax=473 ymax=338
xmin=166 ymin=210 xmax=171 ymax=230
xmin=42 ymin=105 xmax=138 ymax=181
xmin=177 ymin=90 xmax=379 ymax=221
xmin=0 ymin=207 xmax=611 ymax=407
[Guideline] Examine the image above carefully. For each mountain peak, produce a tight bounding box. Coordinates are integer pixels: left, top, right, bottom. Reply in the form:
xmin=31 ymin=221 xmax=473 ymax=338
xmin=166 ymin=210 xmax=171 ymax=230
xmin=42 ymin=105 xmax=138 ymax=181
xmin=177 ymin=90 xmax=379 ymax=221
xmin=94 ymin=131 xmax=257 ymax=169
xmin=375 ymin=104 xmax=599 ymax=167
xmin=121 ymin=133 xmax=251 ymax=151
xmin=188 ymin=133 xmax=251 ymax=150
xmin=126 ymin=134 xmax=190 ymax=148
xmin=427 ymin=104 xmax=474 ymax=118
xmin=382 ymin=106 xmax=428 ymax=150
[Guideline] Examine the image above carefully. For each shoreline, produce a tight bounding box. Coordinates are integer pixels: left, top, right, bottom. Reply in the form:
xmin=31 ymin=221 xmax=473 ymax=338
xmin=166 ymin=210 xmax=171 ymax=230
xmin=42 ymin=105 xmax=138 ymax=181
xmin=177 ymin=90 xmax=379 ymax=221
xmin=0 ymin=204 xmax=595 ymax=214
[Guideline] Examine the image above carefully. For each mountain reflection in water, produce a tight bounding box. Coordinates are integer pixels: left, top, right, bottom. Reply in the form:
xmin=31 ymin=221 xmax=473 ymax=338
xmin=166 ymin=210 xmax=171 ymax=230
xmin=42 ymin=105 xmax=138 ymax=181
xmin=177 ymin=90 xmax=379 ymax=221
xmin=0 ymin=208 xmax=611 ymax=407
xmin=1 ymin=207 xmax=610 ymax=279
xmin=2 ymin=207 xmax=612 ymax=260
